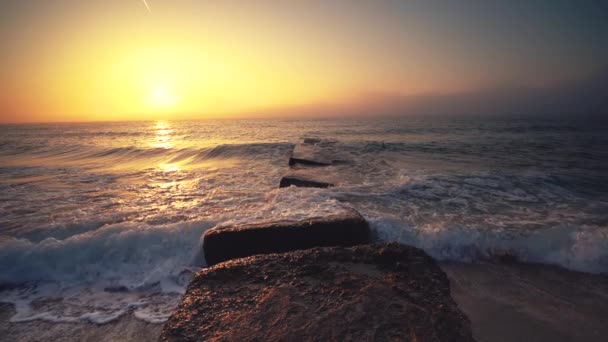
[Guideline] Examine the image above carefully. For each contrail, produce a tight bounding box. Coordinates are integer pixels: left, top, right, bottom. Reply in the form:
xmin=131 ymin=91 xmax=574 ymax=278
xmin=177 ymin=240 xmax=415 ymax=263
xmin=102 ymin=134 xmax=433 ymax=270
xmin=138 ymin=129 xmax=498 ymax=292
xmin=142 ymin=0 xmax=151 ymax=13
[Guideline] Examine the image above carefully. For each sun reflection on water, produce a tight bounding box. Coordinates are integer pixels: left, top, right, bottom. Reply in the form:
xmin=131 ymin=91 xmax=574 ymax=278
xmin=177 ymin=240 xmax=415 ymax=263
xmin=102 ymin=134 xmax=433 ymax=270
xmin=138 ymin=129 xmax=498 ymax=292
xmin=152 ymin=121 xmax=182 ymax=172
xmin=159 ymin=163 xmax=180 ymax=172
xmin=153 ymin=121 xmax=174 ymax=149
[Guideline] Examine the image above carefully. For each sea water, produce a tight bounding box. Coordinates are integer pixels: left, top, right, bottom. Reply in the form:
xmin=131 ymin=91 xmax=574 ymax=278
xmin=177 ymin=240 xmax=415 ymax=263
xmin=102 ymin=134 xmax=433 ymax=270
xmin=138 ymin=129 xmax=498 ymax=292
xmin=1 ymin=117 xmax=607 ymax=323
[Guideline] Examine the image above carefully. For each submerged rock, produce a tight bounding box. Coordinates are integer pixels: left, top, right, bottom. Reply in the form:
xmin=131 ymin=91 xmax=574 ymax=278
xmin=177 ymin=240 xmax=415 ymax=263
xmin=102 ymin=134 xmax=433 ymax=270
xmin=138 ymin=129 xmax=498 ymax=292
xmin=202 ymin=210 xmax=370 ymax=266
xmin=288 ymin=156 xmax=332 ymax=167
xmin=303 ymin=137 xmax=321 ymax=145
xmin=161 ymin=243 xmax=475 ymax=342
xmin=279 ymin=176 xmax=333 ymax=188
xmin=288 ymin=144 xmax=333 ymax=166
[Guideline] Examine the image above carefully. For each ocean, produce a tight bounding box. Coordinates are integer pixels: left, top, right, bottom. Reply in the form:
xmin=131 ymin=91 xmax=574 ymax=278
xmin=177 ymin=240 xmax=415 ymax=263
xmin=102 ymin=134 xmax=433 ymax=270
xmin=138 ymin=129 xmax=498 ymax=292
xmin=1 ymin=117 xmax=607 ymax=324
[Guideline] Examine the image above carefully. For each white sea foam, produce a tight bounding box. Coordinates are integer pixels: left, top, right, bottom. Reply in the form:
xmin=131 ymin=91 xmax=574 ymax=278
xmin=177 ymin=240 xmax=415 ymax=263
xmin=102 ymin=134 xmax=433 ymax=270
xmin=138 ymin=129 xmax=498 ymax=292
xmin=0 ymin=189 xmax=352 ymax=324
xmin=215 ymin=186 xmax=351 ymax=229
xmin=0 ymin=220 xmax=214 ymax=323
xmin=370 ymin=216 xmax=608 ymax=274
xmin=1 ymin=119 xmax=607 ymax=325
xmin=0 ymin=220 xmax=213 ymax=286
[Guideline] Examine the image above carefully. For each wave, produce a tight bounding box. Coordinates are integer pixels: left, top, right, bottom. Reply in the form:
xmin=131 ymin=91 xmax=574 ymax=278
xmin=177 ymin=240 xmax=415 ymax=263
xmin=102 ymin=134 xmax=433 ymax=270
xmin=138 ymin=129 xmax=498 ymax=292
xmin=0 ymin=143 xmax=294 ymax=168
xmin=0 ymin=219 xmax=215 ymax=324
xmin=1 ymin=200 xmax=607 ymax=324
xmin=1 ymin=121 xmax=607 ymax=324
xmin=370 ymin=216 xmax=608 ymax=274
xmin=0 ymin=220 xmax=214 ymax=287
xmin=0 ymin=189 xmax=350 ymax=324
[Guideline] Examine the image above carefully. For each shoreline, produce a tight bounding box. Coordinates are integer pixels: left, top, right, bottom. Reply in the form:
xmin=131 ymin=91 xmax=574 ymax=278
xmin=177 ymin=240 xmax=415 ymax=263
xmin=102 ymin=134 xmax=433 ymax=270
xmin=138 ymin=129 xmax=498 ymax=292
xmin=2 ymin=259 xmax=607 ymax=341
xmin=0 ymin=304 xmax=162 ymax=342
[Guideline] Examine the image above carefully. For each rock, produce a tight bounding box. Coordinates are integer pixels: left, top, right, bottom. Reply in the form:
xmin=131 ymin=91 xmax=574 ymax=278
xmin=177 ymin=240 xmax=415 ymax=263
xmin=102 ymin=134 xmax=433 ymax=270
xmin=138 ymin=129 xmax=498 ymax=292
xmin=160 ymin=243 xmax=475 ymax=342
xmin=288 ymin=156 xmax=331 ymax=167
xmin=104 ymin=286 xmax=129 ymax=293
xmin=279 ymin=176 xmax=333 ymax=188
xmin=202 ymin=210 xmax=371 ymax=266
xmin=288 ymin=144 xmax=332 ymax=166
xmin=303 ymin=138 xmax=321 ymax=145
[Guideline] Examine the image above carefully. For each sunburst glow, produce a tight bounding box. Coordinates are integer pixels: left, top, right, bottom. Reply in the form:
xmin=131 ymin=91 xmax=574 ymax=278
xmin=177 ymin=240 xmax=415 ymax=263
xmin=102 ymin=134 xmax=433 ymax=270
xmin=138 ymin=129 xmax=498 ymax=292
xmin=0 ymin=1 xmax=606 ymax=123
xmin=147 ymin=85 xmax=178 ymax=110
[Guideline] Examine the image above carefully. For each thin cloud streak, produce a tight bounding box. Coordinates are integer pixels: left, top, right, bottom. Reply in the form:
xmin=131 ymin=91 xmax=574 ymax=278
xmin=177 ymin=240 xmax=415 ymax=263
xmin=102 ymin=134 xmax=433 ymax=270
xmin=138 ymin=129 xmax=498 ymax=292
xmin=142 ymin=0 xmax=151 ymax=13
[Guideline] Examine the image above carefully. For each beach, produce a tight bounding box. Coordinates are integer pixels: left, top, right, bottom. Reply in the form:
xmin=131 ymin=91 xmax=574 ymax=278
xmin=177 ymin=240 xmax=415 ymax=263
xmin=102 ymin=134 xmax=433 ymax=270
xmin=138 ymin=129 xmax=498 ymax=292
xmin=2 ymin=260 xmax=607 ymax=341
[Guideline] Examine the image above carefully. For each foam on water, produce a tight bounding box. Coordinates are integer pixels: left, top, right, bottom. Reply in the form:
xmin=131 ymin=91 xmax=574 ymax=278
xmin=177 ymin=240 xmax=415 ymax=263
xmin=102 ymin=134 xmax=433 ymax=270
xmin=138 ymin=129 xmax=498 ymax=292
xmin=1 ymin=118 xmax=607 ymax=324
xmin=0 ymin=220 xmax=213 ymax=286
xmin=0 ymin=220 xmax=213 ymax=323
xmin=2 ymin=282 xmax=186 ymax=324
xmin=355 ymin=169 xmax=608 ymax=274
xmin=370 ymin=217 xmax=608 ymax=274
xmin=0 ymin=187 xmax=351 ymax=324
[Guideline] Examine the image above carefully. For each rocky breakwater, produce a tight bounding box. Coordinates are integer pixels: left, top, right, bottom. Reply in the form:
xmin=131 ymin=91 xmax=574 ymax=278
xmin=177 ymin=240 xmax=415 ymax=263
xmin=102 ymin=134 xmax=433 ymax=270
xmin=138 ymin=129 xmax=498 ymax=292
xmin=282 ymin=138 xmax=343 ymax=189
xmin=288 ymin=142 xmax=333 ymax=167
xmin=160 ymin=243 xmax=474 ymax=341
xmin=203 ymin=210 xmax=370 ymax=266
xmin=279 ymin=176 xmax=333 ymax=189
xmin=161 ymin=139 xmax=474 ymax=341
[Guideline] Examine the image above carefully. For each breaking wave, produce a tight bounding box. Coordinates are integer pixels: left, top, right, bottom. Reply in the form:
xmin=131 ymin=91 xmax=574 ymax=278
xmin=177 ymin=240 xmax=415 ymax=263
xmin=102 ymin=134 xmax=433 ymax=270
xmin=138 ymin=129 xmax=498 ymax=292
xmin=0 ymin=143 xmax=294 ymax=168
xmin=371 ymin=217 xmax=608 ymax=274
xmin=1 ymin=118 xmax=607 ymax=324
xmin=0 ymin=220 xmax=214 ymax=323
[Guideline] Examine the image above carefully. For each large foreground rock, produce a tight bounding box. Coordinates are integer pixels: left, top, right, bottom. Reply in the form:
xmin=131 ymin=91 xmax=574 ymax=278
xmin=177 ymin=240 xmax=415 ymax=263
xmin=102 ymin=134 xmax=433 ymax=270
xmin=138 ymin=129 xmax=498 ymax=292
xmin=203 ymin=210 xmax=370 ymax=266
xmin=161 ymin=243 xmax=474 ymax=342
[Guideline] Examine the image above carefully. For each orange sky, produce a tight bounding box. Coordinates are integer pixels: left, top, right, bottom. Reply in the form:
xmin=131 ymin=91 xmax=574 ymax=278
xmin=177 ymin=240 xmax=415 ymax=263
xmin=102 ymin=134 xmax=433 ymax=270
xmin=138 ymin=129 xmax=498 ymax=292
xmin=1 ymin=1 xmax=606 ymax=122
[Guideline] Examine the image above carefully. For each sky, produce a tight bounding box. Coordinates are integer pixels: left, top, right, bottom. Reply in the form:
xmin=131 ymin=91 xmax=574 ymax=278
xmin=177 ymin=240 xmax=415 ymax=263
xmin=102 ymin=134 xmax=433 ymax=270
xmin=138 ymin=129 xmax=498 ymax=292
xmin=0 ymin=0 xmax=607 ymax=122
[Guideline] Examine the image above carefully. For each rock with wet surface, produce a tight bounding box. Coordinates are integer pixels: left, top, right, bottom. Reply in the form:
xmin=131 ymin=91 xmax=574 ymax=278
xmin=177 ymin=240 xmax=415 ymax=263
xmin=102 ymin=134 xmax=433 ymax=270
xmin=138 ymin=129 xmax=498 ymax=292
xmin=161 ymin=243 xmax=475 ymax=342
xmin=279 ymin=176 xmax=333 ymax=188
xmin=202 ymin=210 xmax=370 ymax=266
xmin=288 ymin=143 xmax=333 ymax=166
xmin=302 ymin=137 xmax=322 ymax=145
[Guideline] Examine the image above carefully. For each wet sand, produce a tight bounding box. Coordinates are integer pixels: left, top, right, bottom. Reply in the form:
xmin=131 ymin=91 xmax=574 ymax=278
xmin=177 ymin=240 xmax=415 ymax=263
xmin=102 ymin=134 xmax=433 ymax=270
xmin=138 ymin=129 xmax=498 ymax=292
xmin=441 ymin=261 xmax=608 ymax=342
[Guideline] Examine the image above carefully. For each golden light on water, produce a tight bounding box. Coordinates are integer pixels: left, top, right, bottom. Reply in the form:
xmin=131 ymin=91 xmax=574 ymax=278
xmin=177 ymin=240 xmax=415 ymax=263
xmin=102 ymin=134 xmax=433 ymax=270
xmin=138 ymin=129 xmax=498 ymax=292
xmin=159 ymin=163 xmax=180 ymax=172
xmin=153 ymin=121 xmax=173 ymax=149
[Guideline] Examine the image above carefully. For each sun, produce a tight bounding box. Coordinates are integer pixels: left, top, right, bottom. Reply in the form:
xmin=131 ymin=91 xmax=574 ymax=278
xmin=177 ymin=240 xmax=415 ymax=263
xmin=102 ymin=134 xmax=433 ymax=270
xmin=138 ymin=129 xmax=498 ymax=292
xmin=146 ymin=84 xmax=179 ymax=110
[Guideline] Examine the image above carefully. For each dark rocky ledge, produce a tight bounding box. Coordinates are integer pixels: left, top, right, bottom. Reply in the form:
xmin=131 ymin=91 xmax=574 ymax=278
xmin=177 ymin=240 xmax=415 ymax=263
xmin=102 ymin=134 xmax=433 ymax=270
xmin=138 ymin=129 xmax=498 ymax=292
xmin=279 ymin=176 xmax=334 ymax=188
xmin=161 ymin=243 xmax=475 ymax=342
xmin=288 ymin=156 xmax=332 ymax=167
xmin=288 ymin=143 xmax=333 ymax=166
xmin=302 ymin=137 xmax=322 ymax=145
xmin=203 ymin=210 xmax=370 ymax=266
